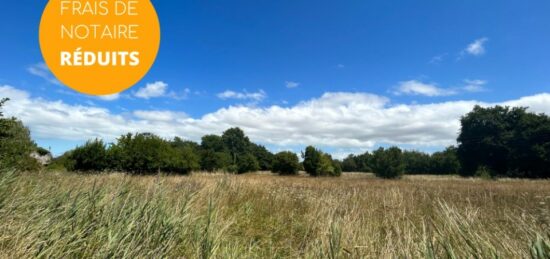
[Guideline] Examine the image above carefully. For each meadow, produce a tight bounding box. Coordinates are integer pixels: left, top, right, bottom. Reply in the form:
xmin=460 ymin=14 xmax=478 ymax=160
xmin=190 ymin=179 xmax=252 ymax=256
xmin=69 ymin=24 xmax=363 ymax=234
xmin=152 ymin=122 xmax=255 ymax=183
xmin=0 ymin=171 xmax=549 ymax=258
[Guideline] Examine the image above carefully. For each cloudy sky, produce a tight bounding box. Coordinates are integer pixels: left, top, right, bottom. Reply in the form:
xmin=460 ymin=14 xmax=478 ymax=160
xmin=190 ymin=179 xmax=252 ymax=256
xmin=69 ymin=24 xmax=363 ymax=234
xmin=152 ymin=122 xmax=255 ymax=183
xmin=1 ymin=1 xmax=550 ymax=157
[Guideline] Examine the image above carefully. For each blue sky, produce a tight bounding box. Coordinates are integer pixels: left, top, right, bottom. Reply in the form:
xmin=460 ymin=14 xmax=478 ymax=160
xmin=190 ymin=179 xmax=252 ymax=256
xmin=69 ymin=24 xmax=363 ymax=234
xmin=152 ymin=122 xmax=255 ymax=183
xmin=1 ymin=0 xmax=550 ymax=157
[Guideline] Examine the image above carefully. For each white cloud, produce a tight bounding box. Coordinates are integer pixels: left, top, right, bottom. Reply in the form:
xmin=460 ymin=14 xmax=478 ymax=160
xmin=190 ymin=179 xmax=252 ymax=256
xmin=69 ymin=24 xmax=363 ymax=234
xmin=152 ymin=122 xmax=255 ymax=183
xmin=134 ymin=81 xmax=169 ymax=99
xmin=98 ymin=93 xmax=120 ymax=101
xmin=285 ymin=81 xmax=300 ymax=89
xmin=393 ymin=80 xmax=457 ymax=97
xmin=463 ymin=79 xmax=487 ymax=92
xmin=133 ymin=110 xmax=188 ymax=122
xmin=27 ymin=63 xmax=61 ymax=86
xmin=464 ymin=37 xmax=489 ymax=56
xmin=2 ymin=85 xmax=550 ymax=155
xmin=217 ymin=90 xmax=266 ymax=102
xmin=393 ymin=79 xmax=489 ymax=97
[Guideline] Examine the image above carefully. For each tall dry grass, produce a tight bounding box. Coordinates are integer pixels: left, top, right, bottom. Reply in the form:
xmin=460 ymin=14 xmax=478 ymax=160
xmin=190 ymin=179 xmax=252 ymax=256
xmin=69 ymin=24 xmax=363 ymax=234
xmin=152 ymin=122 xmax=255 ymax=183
xmin=0 ymin=171 xmax=549 ymax=258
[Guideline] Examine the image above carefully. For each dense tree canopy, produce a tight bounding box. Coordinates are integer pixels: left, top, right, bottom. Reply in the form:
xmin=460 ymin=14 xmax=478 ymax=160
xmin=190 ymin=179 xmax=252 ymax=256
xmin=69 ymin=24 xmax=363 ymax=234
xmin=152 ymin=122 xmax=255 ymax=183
xmin=0 ymin=98 xmax=41 ymax=171
xmin=68 ymin=139 xmax=108 ymax=172
xmin=250 ymin=143 xmax=274 ymax=171
xmin=272 ymin=151 xmax=300 ymax=175
xmin=302 ymin=146 xmax=341 ymax=177
xmin=341 ymin=147 xmax=459 ymax=175
xmin=457 ymin=105 xmax=550 ymax=178
xmin=371 ymin=147 xmax=405 ymax=179
xmin=200 ymin=135 xmax=230 ymax=172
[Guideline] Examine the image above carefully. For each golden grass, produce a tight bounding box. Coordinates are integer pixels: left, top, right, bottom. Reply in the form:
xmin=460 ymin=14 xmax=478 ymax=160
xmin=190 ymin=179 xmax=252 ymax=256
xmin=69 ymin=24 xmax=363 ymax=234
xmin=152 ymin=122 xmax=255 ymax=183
xmin=0 ymin=171 xmax=549 ymax=258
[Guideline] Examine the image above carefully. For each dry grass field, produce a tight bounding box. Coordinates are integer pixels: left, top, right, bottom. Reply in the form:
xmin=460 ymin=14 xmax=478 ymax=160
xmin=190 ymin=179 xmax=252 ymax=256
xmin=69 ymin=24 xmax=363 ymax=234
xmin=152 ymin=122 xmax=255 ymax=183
xmin=0 ymin=171 xmax=549 ymax=258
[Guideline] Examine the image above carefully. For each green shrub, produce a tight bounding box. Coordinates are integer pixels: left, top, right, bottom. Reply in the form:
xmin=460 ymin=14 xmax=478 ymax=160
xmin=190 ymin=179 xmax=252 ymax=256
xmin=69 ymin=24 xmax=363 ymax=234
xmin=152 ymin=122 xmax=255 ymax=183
xmin=302 ymin=146 xmax=341 ymax=177
xmin=371 ymin=147 xmax=405 ymax=179
xmin=0 ymin=114 xmax=41 ymax=171
xmin=200 ymin=150 xmax=231 ymax=172
xmin=302 ymin=146 xmax=321 ymax=176
xmin=236 ymin=153 xmax=259 ymax=174
xmin=272 ymin=151 xmax=300 ymax=175
xmin=113 ymin=133 xmax=199 ymax=174
xmin=69 ymin=139 xmax=108 ymax=172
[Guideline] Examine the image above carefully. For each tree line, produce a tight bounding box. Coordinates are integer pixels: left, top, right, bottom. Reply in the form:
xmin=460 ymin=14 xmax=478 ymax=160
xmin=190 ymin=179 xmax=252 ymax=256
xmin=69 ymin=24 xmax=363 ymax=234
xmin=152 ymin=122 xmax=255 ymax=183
xmin=50 ymin=128 xmax=343 ymax=177
xmin=1 ymin=97 xmax=549 ymax=179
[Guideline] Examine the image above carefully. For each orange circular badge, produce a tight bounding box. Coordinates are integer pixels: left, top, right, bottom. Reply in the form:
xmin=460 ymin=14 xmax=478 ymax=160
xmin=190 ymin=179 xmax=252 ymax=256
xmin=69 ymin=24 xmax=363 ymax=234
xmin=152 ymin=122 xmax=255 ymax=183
xmin=39 ymin=0 xmax=161 ymax=95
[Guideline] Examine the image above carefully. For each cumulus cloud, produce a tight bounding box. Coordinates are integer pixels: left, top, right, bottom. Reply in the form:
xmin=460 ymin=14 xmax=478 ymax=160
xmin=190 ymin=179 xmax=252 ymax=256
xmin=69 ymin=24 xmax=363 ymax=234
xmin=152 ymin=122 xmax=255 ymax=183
xmin=217 ymin=90 xmax=266 ymax=102
xmin=463 ymin=37 xmax=489 ymax=56
xmin=2 ymin=85 xmax=550 ymax=154
xmin=27 ymin=63 xmax=61 ymax=86
xmin=393 ymin=79 xmax=489 ymax=97
xmin=285 ymin=81 xmax=300 ymax=89
xmin=393 ymin=80 xmax=457 ymax=97
xmin=98 ymin=93 xmax=120 ymax=101
xmin=134 ymin=81 xmax=169 ymax=99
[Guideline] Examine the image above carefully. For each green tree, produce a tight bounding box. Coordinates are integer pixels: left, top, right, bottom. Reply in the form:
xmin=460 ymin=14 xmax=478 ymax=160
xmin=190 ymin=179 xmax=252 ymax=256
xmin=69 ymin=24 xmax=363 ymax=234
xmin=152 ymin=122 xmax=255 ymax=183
xmin=69 ymin=139 xmax=108 ymax=172
xmin=302 ymin=146 xmax=341 ymax=177
xmin=220 ymin=128 xmax=268 ymax=174
xmin=250 ymin=143 xmax=274 ymax=171
xmin=236 ymin=153 xmax=259 ymax=174
xmin=0 ymin=99 xmax=40 ymax=171
xmin=165 ymin=143 xmax=200 ymax=174
xmin=0 ymin=119 xmax=40 ymax=171
xmin=201 ymin=135 xmax=226 ymax=152
xmin=371 ymin=147 xmax=405 ymax=179
xmin=402 ymin=150 xmax=432 ymax=174
xmin=200 ymin=135 xmax=230 ymax=172
xmin=318 ymin=153 xmax=341 ymax=177
xmin=111 ymin=133 xmax=196 ymax=174
xmin=272 ymin=151 xmax=300 ymax=175
xmin=457 ymin=105 xmax=550 ymax=178
xmin=302 ymin=146 xmax=321 ymax=176
xmin=355 ymin=152 xmax=372 ymax=172
xmin=342 ymin=154 xmax=358 ymax=172
xmin=169 ymin=137 xmax=200 ymax=174
xmin=457 ymin=106 xmax=515 ymax=177
xmin=430 ymin=146 xmax=460 ymax=174
xmin=200 ymin=150 xmax=231 ymax=172
xmin=222 ymin=128 xmax=250 ymax=165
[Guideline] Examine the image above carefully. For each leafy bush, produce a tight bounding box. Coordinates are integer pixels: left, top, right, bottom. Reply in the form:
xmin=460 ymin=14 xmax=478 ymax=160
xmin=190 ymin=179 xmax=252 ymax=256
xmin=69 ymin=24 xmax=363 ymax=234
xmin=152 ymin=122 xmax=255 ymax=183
xmin=64 ymin=133 xmax=200 ymax=174
xmin=302 ymin=146 xmax=321 ymax=176
xmin=200 ymin=135 xmax=231 ymax=172
xmin=250 ymin=143 xmax=274 ymax=171
xmin=272 ymin=151 xmax=300 ymax=175
xmin=318 ymin=153 xmax=341 ymax=177
xmin=341 ymin=153 xmax=372 ymax=173
xmin=220 ymin=128 xmax=265 ymax=174
xmin=430 ymin=147 xmax=460 ymax=174
xmin=113 ymin=133 xmax=199 ymax=174
xmin=0 ymin=99 xmax=40 ymax=171
xmin=371 ymin=147 xmax=405 ymax=179
xmin=200 ymin=150 xmax=231 ymax=172
xmin=302 ymin=146 xmax=341 ymax=177
xmin=69 ymin=139 xmax=108 ymax=172
xmin=236 ymin=153 xmax=259 ymax=174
